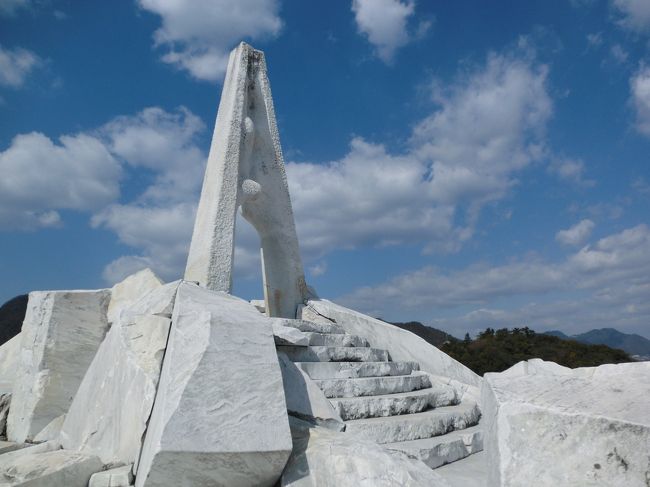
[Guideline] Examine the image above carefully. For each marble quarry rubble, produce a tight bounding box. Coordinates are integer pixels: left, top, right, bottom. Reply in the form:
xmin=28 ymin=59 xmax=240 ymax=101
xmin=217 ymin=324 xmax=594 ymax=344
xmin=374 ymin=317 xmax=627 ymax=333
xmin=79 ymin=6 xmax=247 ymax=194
xmin=0 ymin=41 xmax=646 ymax=487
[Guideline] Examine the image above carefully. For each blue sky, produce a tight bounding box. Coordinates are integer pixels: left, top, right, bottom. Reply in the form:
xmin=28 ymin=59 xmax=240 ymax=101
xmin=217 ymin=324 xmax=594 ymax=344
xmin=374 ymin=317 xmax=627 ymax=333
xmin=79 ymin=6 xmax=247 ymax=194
xmin=1 ymin=0 xmax=649 ymax=338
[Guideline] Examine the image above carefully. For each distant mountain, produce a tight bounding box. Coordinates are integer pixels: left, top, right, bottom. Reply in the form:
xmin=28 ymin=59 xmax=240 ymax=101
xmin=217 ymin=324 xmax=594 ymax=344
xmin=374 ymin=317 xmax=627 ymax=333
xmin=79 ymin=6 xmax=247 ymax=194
xmin=0 ymin=294 xmax=28 ymax=346
xmin=543 ymin=328 xmax=650 ymax=360
xmin=388 ymin=321 xmax=458 ymax=348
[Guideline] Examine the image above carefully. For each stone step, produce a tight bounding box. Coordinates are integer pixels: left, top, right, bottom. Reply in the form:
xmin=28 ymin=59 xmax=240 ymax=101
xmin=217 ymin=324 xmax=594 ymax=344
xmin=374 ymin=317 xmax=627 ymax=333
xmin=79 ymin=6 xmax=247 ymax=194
xmin=277 ymin=346 xmax=390 ymax=363
xmin=344 ymin=402 xmax=481 ymax=444
xmin=329 ymin=385 xmax=458 ymax=420
xmin=295 ymin=361 xmax=420 ymax=379
xmin=384 ymin=424 xmax=484 ymax=469
xmin=303 ymin=332 xmax=369 ymax=347
xmin=273 ymin=319 xmax=346 ymax=334
xmin=315 ymin=372 xmax=432 ymax=398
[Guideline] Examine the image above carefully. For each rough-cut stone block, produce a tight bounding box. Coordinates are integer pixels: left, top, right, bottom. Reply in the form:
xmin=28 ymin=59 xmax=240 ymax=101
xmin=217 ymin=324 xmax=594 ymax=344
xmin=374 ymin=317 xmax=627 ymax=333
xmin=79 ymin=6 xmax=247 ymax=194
xmin=296 ymin=361 xmax=419 ymax=379
xmin=7 ymin=290 xmax=110 ymax=442
xmin=345 ymin=402 xmax=481 ymax=444
xmin=483 ymin=360 xmax=650 ymax=487
xmin=277 ymin=345 xmax=389 ymax=362
xmin=0 ymin=448 xmax=102 ymax=487
xmin=272 ymin=321 xmax=309 ymax=346
xmin=106 ymin=268 xmax=163 ymax=324
xmin=0 ymin=334 xmax=21 ymax=392
xmin=314 ymin=372 xmax=431 ymax=398
xmin=277 ymin=318 xmax=345 ymax=334
xmin=60 ymin=282 xmax=180 ymax=468
xmin=281 ymin=418 xmax=451 ymax=487
xmin=277 ymin=353 xmax=344 ymax=430
xmin=136 ymin=283 xmax=292 ymax=487
xmin=0 ymin=441 xmax=27 ymax=455
xmin=89 ymin=465 xmax=134 ymax=487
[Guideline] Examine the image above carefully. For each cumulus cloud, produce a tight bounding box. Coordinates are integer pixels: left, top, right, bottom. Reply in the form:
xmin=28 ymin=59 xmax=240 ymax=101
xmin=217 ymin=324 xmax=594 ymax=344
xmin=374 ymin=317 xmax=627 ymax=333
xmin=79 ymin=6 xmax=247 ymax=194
xmin=138 ymin=0 xmax=282 ymax=81
xmin=0 ymin=44 xmax=41 ymax=87
xmin=339 ymin=224 xmax=650 ymax=336
xmin=631 ymin=66 xmax=650 ymax=137
xmin=352 ymin=0 xmax=426 ymax=63
xmin=0 ymin=132 xmax=121 ymax=230
xmin=412 ymin=53 xmax=552 ymax=208
xmin=555 ymin=219 xmax=595 ymax=246
xmin=92 ymin=50 xmax=552 ymax=282
xmin=612 ymin=0 xmax=650 ymax=33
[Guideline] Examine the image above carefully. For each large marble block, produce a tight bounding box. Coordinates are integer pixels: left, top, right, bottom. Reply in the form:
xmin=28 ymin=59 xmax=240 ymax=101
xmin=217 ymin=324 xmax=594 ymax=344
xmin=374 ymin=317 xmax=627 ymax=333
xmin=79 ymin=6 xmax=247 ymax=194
xmin=136 ymin=282 xmax=292 ymax=487
xmin=106 ymin=268 xmax=163 ymax=324
xmin=482 ymin=359 xmax=650 ymax=487
xmin=7 ymin=290 xmax=110 ymax=442
xmin=59 ymin=281 xmax=180 ymax=467
xmin=0 ymin=334 xmax=21 ymax=393
xmin=0 ymin=447 xmax=103 ymax=487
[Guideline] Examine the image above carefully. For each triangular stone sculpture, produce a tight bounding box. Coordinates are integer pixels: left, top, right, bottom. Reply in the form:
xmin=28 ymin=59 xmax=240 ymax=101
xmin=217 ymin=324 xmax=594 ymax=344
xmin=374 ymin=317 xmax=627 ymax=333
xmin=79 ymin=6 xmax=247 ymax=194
xmin=184 ymin=42 xmax=308 ymax=318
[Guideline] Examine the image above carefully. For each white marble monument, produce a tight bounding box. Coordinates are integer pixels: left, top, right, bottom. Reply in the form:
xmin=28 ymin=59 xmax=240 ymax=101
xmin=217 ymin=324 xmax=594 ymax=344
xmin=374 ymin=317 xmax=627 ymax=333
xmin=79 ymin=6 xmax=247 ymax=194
xmin=184 ymin=42 xmax=308 ymax=319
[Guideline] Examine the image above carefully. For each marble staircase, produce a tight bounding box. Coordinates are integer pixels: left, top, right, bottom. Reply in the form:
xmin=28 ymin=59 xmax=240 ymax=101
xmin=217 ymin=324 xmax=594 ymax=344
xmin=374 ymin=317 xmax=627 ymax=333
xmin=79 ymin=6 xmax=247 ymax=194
xmin=276 ymin=318 xmax=483 ymax=470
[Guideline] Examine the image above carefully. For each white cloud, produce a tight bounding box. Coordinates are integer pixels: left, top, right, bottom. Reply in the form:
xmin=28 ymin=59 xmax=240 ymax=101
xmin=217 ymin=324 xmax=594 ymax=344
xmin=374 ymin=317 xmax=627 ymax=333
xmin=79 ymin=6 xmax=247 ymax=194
xmin=412 ymin=53 xmax=552 ymax=208
xmin=555 ymin=219 xmax=595 ymax=246
xmin=631 ymin=66 xmax=650 ymax=137
xmin=548 ymin=157 xmax=596 ymax=186
xmin=93 ymin=51 xmax=553 ymax=284
xmin=352 ymin=0 xmax=423 ymax=63
xmin=0 ymin=44 xmax=41 ymax=87
xmin=586 ymin=32 xmax=603 ymax=47
xmin=309 ymin=261 xmax=327 ymax=277
xmin=0 ymin=0 xmax=30 ymax=17
xmin=0 ymin=132 xmax=121 ymax=230
xmin=137 ymin=0 xmax=282 ymax=81
xmin=612 ymin=0 xmax=650 ymax=33
xmin=339 ymin=224 xmax=650 ymax=337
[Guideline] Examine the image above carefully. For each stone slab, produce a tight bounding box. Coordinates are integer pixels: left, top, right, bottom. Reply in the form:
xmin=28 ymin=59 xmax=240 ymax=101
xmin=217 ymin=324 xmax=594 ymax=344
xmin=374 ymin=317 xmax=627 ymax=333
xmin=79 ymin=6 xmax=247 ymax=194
xmin=330 ymin=385 xmax=458 ymax=421
xmin=314 ymin=372 xmax=431 ymax=398
xmin=385 ymin=424 xmax=484 ymax=469
xmin=0 ymin=442 xmax=27 ymax=455
xmin=281 ymin=418 xmax=451 ymax=486
xmin=7 ymin=290 xmax=110 ymax=442
xmin=60 ymin=282 xmax=180 ymax=467
xmin=296 ymin=361 xmax=419 ymax=379
xmin=272 ymin=321 xmax=309 ymax=346
xmin=482 ymin=360 xmax=650 ymax=487
xmin=136 ymin=283 xmax=292 ymax=487
xmin=277 ymin=345 xmax=389 ymax=363
xmin=345 ymin=402 xmax=481 ymax=444
xmin=276 ymin=319 xmax=345 ymax=334
xmin=0 ymin=448 xmax=103 ymax=487
xmin=303 ymin=332 xmax=369 ymax=347
xmin=88 ymin=465 xmax=134 ymax=487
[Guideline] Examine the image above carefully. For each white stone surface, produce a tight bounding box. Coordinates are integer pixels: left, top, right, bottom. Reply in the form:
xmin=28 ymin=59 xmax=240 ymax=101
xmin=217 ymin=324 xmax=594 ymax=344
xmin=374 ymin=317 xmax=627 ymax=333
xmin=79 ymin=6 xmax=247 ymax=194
xmin=184 ymin=42 xmax=307 ymax=318
xmin=482 ymin=360 xmax=650 ymax=487
xmin=298 ymin=305 xmax=335 ymax=326
xmin=0 ymin=442 xmax=27 ymax=455
xmin=88 ymin=465 xmax=134 ymax=487
xmin=345 ymin=402 xmax=481 ymax=444
xmin=107 ymin=268 xmax=163 ymax=324
xmin=60 ymin=282 xmax=179 ymax=468
xmin=296 ymin=361 xmax=418 ymax=379
xmin=272 ymin=320 xmax=309 ymax=346
xmin=281 ymin=418 xmax=451 ymax=487
xmin=436 ymin=451 xmax=487 ymax=487
xmin=0 ymin=448 xmax=102 ymax=487
xmin=0 ymin=335 xmax=21 ymax=392
xmin=303 ymin=300 xmax=481 ymax=388
xmin=7 ymin=290 xmax=110 ymax=442
xmin=33 ymin=414 xmax=64 ymax=442
xmin=315 ymin=372 xmax=431 ymax=398
xmin=277 ymin=345 xmax=389 ymax=362
xmin=136 ymin=283 xmax=292 ymax=487
xmin=277 ymin=353 xmax=344 ymax=430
